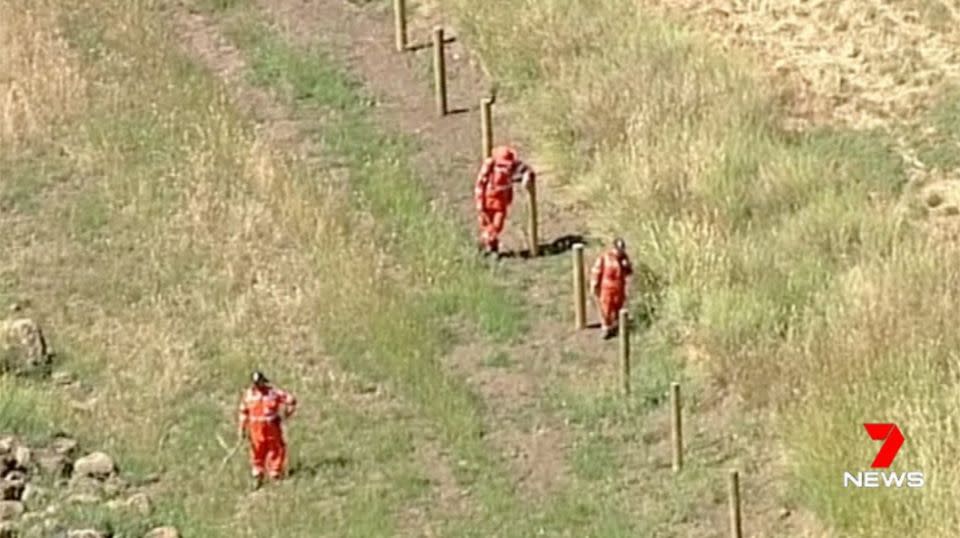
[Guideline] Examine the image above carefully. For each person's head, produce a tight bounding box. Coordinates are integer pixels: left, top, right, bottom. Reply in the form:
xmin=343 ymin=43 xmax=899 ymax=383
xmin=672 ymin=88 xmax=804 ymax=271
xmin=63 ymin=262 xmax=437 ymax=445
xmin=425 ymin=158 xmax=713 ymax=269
xmin=613 ymin=237 xmax=626 ymax=253
xmin=492 ymin=145 xmax=517 ymax=173
xmin=251 ymin=370 xmax=270 ymax=391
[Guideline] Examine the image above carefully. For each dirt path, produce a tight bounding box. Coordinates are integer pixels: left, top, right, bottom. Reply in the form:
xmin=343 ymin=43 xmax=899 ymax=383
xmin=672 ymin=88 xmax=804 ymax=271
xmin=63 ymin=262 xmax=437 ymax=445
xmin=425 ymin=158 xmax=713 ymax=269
xmin=176 ymin=0 xmax=830 ymax=535
xmin=253 ymin=0 xmax=609 ymax=500
xmin=173 ymin=10 xmax=473 ymax=533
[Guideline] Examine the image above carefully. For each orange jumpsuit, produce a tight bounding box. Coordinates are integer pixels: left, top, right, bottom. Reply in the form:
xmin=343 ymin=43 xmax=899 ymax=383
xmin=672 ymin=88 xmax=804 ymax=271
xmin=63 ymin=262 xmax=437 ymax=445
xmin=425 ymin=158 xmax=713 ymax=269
xmin=239 ymin=385 xmax=297 ymax=479
xmin=591 ymin=248 xmax=633 ymax=330
xmin=474 ymin=149 xmax=533 ymax=253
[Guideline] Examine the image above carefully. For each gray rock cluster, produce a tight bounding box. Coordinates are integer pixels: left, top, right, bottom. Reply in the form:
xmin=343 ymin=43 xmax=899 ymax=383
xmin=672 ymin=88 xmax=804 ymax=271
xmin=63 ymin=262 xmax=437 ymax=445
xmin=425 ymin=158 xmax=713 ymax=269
xmin=0 ymin=435 xmax=178 ymax=538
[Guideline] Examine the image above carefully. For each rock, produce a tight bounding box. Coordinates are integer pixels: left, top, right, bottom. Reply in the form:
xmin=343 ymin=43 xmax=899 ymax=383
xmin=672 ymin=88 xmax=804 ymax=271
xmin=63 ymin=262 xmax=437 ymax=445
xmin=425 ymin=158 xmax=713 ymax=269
xmin=101 ymin=476 xmax=127 ymax=498
xmin=66 ymin=476 xmax=102 ymax=498
xmin=19 ymin=485 xmax=46 ymax=511
xmin=49 ymin=437 xmax=78 ymax=458
xmin=34 ymin=452 xmax=71 ymax=479
xmin=0 ymin=501 xmax=23 ymax=521
xmin=72 ymin=453 xmax=114 ymax=480
xmin=1 ymin=318 xmax=52 ymax=377
xmin=125 ymin=493 xmax=151 ymax=516
xmin=0 ymin=439 xmax=14 ymax=456
xmin=12 ymin=448 xmax=30 ymax=470
xmin=0 ymin=474 xmax=25 ymax=501
xmin=67 ymin=530 xmax=105 ymax=538
xmin=66 ymin=494 xmax=100 ymax=505
xmin=144 ymin=527 xmax=180 ymax=538
xmin=51 ymin=371 xmax=74 ymax=386
xmin=0 ymin=522 xmax=16 ymax=538
xmin=779 ymin=507 xmax=792 ymax=519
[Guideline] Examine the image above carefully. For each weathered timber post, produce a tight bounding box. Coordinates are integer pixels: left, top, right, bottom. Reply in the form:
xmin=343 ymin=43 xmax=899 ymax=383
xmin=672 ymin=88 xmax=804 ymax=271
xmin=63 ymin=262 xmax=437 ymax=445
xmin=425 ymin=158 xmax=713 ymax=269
xmin=481 ymin=97 xmax=493 ymax=158
xmin=393 ymin=0 xmax=407 ymax=52
xmin=527 ymin=180 xmax=539 ymax=257
xmin=729 ymin=469 xmax=743 ymax=538
xmin=573 ymin=244 xmax=586 ymax=330
xmin=671 ymin=382 xmax=682 ymax=472
xmin=432 ymin=27 xmax=447 ymax=116
xmin=619 ymin=308 xmax=630 ymax=395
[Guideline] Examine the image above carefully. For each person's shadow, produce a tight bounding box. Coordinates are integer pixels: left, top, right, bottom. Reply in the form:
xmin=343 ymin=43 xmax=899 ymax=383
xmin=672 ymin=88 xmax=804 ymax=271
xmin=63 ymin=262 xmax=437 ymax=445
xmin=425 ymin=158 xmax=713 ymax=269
xmin=287 ymin=455 xmax=350 ymax=478
xmin=499 ymin=234 xmax=585 ymax=259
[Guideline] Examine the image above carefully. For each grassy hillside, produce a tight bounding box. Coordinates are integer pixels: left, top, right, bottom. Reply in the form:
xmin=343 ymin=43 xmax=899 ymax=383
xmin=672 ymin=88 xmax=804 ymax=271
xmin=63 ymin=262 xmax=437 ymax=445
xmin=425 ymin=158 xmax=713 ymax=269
xmin=1 ymin=0 xmax=544 ymax=535
xmin=432 ymin=0 xmax=960 ymax=535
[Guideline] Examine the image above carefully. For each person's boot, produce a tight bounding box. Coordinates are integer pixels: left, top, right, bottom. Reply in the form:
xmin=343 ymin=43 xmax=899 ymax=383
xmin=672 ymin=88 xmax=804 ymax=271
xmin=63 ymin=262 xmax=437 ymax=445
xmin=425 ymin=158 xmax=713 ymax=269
xmin=489 ymin=241 xmax=500 ymax=260
xmin=252 ymin=474 xmax=264 ymax=491
xmin=603 ymin=326 xmax=616 ymax=340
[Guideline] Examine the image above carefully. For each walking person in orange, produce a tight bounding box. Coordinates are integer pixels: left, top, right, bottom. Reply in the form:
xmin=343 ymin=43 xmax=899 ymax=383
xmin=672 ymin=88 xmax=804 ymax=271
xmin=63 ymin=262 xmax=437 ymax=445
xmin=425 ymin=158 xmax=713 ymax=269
xmin=238 ymin=371 xmax=297 ymax=489
xmin=591 ymin=238 xmax=634 ymax=339
xmin=474 ymin=145 xmax=535 ymax=257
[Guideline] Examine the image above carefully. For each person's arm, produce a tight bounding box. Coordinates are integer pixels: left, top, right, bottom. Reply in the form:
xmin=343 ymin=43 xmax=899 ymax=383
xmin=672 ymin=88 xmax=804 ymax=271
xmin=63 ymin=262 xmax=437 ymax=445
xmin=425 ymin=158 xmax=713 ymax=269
xmin=590 ymin=256 xmax=604 ymax=297
xmin=513 ymin=161 xmax=535 ymax=189
xmin=621 ymin=254 xmax=633 ymax=277
xmin=280 ymin=390 xmax=298 ymax=419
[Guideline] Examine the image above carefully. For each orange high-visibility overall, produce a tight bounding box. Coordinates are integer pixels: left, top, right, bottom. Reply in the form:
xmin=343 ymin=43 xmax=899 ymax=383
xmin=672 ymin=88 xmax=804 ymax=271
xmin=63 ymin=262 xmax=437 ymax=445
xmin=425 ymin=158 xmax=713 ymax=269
xmin=239 ymin=386 xmax=297 ymax=479
xmin=474 ymin=147 xmax=534 ymax=252
xmin=591 ymin=248 xmax=633 ymax=329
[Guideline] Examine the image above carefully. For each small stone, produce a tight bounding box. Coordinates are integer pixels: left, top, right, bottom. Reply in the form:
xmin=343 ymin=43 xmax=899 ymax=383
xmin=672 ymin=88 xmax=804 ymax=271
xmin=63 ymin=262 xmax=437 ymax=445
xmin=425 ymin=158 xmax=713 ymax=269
xmin=66 ymin=494 xmax=100 ymax=505
xmin=0 ymin=474 xmax=25 ymax=501
xmin=0 ymin=439 xmax=14 ymax=456
xmin=144 ymin=527 xmax=180 ymax=538
xmin=67 ymin=476 xmax=102 ymax=497
xmin=0 ymin=521 xmax=16 ymax=538
xmin=49 ymin=437 xmax=78 ymax=458
xmin=1 ymin=318 xmax=52 ymax=377
xmin=0 ymin=501 xmax=24 ymax=521
xmin=51 ymin=371 xmax=74 ymax=386
xmin=35 ymin=452 xmax=71 ymax=479
xmin=72 ymin=453 xmax=115 ymax=480
xmin=125 ymin=493 xmax=151 ymax=516
xmin=12 ymin=448 xmax=30 ymax=470
xmin=67 ymin=530 xmax=105 ymax=538
xmin=101 ymin=476 xmax=127 ymax=498
xmin=20 ymin=485 xmax=46 ymax=510
xmin=779 ymin=507 xmax=792 ymax=519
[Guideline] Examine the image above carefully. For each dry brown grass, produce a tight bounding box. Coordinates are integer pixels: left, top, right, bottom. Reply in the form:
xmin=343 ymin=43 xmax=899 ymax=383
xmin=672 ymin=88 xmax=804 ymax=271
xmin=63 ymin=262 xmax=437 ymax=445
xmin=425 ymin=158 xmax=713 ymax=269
xmin=1 ymin=0 xmax=511 ymax=535
xmin=432 ymin=0 xmax=960 ymax=534
xmin=0 ymin=0 xmax=88 ymax=150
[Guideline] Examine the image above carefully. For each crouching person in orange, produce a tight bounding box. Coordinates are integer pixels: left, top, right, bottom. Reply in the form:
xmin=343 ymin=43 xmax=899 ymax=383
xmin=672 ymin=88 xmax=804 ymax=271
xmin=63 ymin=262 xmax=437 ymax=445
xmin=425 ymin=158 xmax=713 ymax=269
xmin=474 ymin=145 xmax=535 ymax=257
xmin=238 ymin=371 xmax=297 ymax=489
xmin=591 ymin=238 xmax=633 ymax=339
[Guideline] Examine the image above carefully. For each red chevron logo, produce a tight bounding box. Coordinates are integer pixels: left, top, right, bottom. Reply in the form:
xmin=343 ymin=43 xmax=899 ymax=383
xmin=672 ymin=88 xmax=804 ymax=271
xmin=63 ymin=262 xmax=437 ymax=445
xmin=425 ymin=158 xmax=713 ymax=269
xmin=864 ymin=423 xmax=904 ymax=468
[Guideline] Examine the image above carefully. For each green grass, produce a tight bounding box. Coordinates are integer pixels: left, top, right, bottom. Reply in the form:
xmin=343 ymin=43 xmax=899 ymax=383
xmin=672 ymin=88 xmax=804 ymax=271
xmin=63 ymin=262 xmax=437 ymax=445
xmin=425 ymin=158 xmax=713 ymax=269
xmin=430 ymin=0 xmax=960 ymax=535
xmin=1 ymin=0 xmax=526 ymax=535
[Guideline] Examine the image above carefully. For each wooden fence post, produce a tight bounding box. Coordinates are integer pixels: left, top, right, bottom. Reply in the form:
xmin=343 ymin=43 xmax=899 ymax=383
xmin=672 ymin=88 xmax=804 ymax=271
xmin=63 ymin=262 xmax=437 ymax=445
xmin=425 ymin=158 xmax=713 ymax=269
xmin=671 ymin=382 xmax=682 ymax=472
xmin=481 ymin=97 xmax=493 ymax=159
xmin=572 ymin=244 xmax=586 ymax=330
xmin=393 ymin=0 xmax=407 ymax=52
xmin=527 ymin=180 xmax=539 ymax=257
xmin=729 ymin=469 xmax=743 ymax=538
xmin=619 ymin=309 xmax=630 ymax=395
xmin=432 ymin=27 xmax=447 ymax=116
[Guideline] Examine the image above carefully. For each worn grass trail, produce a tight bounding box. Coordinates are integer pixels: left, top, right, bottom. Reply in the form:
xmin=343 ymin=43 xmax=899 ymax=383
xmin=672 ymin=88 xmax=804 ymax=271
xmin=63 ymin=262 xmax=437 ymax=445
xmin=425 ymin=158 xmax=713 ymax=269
xmin=183 ymin=0 xmax=827 ymax=536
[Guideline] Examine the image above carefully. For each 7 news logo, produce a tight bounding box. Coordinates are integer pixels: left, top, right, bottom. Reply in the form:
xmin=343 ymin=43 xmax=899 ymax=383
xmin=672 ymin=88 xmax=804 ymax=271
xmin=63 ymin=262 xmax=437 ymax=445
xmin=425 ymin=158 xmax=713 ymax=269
xmin=843 ymin=423 xmax=924 ymax=488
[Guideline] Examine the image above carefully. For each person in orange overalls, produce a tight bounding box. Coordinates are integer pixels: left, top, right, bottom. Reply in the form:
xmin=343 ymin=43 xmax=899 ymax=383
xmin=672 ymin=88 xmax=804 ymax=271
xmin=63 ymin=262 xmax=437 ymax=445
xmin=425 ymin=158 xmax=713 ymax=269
xmin=591 ymin=238 xmax=634 ymax=339
xmin=474 ymin=145 xmax=535 ymax=257
xmin=238 ymin=371 xmax=297 ymax=488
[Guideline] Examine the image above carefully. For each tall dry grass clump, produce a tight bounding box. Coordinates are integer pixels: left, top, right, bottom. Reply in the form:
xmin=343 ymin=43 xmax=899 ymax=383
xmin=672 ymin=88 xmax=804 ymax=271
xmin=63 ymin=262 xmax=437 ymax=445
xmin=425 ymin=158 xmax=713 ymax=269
xmin=0 ymin=0 xmax=88 ymax=151
xmin=435 ymin=0 xmax=960 ymax=534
